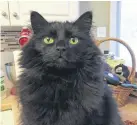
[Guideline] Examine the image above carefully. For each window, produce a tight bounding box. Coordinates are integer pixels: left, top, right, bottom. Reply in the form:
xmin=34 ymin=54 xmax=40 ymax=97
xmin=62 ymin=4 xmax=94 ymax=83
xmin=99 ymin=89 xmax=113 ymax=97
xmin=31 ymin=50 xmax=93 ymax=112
xmin=120 ymin=1 xmax=137 ymax=70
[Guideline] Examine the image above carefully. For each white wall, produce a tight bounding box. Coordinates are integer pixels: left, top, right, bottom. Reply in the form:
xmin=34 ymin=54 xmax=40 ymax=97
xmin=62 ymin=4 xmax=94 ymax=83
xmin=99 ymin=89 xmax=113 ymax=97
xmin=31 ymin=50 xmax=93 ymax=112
xmin=80 ymin=1 xmax=111 ymax=52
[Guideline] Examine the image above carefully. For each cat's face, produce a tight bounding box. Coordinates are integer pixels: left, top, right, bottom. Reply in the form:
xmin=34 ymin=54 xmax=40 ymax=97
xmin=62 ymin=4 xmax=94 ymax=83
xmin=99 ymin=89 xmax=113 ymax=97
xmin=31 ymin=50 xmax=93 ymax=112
xmin=29 ymin=11 xmax=94 ymax=69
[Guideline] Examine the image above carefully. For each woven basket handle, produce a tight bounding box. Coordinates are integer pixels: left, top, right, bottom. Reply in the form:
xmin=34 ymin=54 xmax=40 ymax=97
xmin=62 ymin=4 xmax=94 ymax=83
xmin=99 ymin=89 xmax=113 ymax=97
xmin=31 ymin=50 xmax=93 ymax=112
xmin=96 ymin=38 xmax=136 ymax=82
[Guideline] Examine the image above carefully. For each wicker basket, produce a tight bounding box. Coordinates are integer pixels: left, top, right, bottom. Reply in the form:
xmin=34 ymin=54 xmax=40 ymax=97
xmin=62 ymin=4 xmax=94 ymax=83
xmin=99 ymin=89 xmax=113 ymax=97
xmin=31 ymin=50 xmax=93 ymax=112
xmin=96 ymin=38 xmax=136 ymax=107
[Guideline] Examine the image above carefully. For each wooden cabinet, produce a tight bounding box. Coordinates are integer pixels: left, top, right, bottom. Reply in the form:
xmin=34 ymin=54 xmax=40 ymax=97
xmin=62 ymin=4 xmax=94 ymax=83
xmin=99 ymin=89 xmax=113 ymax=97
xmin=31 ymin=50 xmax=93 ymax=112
xmin=8 ymin=2 xmax=20 ymax=26
xmin=18 ymin=1 xmax=79 ymax=25
xmin=0 ymin=1 xmax=79 ymax=26
xmin=0 ymin=2 xmax=10 ymax=26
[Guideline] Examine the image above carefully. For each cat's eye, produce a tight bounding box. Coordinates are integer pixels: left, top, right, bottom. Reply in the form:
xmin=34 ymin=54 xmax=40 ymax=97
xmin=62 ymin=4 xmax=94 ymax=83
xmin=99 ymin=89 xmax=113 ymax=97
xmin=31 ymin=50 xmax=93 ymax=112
xmin=69 ymin=38 xmax=79 ymax=45
xmin=44 ymin=37 xmax=54 ymax=44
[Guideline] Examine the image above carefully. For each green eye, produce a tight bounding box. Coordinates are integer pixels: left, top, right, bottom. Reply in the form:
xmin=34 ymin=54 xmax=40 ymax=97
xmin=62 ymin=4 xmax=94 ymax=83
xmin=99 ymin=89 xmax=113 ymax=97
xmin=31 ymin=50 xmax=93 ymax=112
xmin=69 ymin=38 xmax=79 ymax=45
xmin=44 ymin=37 xmax=54 ymax=44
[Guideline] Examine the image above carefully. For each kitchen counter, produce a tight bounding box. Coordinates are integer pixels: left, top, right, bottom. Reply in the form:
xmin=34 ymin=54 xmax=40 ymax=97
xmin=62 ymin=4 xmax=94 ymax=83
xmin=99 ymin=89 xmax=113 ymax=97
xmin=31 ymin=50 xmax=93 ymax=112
xmin=1 ymin=95 xmax=20 ymax=125
xmin=119 ymin=96 xmax=137 ymax=121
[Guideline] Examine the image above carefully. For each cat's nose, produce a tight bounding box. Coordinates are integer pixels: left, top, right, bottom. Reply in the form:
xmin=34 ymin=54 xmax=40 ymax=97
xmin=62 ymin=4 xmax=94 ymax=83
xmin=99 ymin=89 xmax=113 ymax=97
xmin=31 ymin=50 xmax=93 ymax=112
xmin=56 ymin=46 xmax=66 ymax=52
xmin=56 ymin=40 xmax=66 ymax=52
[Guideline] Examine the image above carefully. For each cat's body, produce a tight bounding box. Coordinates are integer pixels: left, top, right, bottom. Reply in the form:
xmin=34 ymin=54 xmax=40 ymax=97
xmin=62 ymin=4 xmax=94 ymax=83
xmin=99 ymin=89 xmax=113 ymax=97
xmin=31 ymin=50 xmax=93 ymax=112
xmin=18 ymin=11 xmax=123 ymax=125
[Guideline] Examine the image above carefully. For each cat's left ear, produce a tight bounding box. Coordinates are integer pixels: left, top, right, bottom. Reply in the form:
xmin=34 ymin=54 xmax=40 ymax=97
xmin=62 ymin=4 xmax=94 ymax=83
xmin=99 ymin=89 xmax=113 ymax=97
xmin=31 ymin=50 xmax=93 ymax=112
xmin=30 ymin=11 xmax=48 ymax=34
xmin=74 ymin=11 xmax=93 ymax=33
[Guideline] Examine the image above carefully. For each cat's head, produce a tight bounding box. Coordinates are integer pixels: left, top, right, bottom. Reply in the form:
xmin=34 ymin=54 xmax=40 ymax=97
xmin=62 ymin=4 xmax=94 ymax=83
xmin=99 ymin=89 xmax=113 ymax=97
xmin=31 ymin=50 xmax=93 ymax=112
xmin=21 ymin=11 xmax=100 ymax=71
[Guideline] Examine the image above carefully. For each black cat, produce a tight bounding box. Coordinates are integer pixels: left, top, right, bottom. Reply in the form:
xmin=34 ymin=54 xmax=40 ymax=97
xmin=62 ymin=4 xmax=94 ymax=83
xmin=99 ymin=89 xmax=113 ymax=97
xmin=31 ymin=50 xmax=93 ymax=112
xmin=18 ymin=11 xmax=123 ymax=125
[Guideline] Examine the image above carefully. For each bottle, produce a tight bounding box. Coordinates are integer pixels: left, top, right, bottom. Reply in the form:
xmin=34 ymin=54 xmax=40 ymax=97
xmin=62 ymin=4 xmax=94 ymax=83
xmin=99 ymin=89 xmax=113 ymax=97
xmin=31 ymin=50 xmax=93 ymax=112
xmin=18 ymin=27 xmax=32 ymax=48
xmin=0 ymin=69 xmax=7 ymax=99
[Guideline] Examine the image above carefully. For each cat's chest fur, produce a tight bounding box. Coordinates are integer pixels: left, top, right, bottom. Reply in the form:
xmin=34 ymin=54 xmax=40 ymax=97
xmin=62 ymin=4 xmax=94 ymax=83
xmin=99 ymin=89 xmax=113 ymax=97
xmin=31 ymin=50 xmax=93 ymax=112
xmin=21 ymin=75 xmax=104 ymax=125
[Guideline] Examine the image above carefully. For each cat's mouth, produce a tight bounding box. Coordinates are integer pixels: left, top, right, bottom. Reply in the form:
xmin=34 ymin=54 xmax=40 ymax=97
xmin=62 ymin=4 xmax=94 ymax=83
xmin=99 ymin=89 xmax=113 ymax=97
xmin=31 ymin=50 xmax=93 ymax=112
xmin=55 ymin=54 xmax=71 ymax=63
xmin=45 ymin=55 xmax=75 ymax=69
xmin=44 ymin=54 xmax=83 ymax=69
xmin=52 ymin=56 xmax=83 ymax=69
xmin=54 ymin=57 xmax=70 ymax=68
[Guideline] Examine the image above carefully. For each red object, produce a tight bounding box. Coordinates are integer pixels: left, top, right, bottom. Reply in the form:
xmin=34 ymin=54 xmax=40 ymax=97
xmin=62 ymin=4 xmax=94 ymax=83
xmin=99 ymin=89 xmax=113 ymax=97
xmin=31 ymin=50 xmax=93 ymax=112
xmin=10 ymin=87 xmax=17 ymax=95
xmin=19 ymin=27 xmax=32 ymax=47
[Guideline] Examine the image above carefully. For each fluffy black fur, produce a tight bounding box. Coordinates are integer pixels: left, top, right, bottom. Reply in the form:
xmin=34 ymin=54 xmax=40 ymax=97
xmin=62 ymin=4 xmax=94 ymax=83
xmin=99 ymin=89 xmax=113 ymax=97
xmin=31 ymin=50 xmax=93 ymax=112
xmin=18 ymin=11 xmax=123 ymax=125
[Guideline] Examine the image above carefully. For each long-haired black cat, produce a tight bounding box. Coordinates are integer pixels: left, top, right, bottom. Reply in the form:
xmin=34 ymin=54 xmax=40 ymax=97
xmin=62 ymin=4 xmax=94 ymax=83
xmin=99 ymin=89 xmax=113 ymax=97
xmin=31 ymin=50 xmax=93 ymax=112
xmin=18 ymin=11 xmax=123 ymax=125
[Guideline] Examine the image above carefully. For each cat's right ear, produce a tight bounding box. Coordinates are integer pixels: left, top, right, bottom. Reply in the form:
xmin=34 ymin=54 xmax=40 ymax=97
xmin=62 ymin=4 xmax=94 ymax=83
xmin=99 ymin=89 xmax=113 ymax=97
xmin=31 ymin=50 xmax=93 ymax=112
xmin=30 ymin=11 xmax=48 ymax=34
xmin=74 ymin=11 xmax=92 ymax=34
